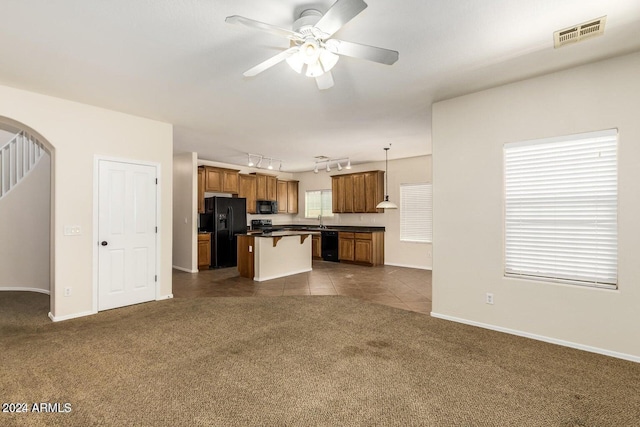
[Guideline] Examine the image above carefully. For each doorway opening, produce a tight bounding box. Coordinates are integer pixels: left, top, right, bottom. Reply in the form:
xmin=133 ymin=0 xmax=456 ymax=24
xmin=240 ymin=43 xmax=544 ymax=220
xmin=0 ymin=116 xmax=55 ymax=316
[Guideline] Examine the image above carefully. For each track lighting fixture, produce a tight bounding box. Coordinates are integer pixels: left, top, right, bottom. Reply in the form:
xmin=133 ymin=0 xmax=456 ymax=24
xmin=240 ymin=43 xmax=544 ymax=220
xmin=312 ymin=157 xmax=351 ymax=174
xmin=247 ymin=153 xmax=283 ymax=171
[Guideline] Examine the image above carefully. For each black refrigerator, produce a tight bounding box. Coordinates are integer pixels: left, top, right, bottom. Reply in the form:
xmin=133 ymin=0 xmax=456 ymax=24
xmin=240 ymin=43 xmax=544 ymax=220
xmin=200 ymin=197 xmax=247 ymax=268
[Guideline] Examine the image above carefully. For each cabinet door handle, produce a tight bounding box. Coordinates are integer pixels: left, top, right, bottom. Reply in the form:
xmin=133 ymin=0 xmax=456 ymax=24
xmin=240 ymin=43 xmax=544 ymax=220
xmin=100 ymin=241 xmax=108 ymax=246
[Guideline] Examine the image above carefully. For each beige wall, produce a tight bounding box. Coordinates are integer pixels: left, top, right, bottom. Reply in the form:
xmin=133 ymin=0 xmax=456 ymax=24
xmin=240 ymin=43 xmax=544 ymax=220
xmin=293 ymin=156 xmax=433 ymax=269
xmin=0 ymin=153 xmax=50 ymax=293
xmin=431 ymin=52 xmax=640 ymax=360
xmin=0 ymin=84 xmax=173 ymax=320
xmin=173 ymin=152 xmax=197 ymax=272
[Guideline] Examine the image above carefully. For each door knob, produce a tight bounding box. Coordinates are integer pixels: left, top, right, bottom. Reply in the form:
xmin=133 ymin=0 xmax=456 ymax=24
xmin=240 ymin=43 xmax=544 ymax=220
xmin=101 ymin=241 xmax=108 ymax=246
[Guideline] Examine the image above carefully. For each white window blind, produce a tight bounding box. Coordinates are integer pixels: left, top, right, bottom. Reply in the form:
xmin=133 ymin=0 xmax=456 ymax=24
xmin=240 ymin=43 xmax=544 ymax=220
xmin=305 ymin=190 xmax=333 ymax=218
xmin=400 ymin=183 xmax=432 ymax=243
xmin=504 ymin=129 xmax=618 ymax=288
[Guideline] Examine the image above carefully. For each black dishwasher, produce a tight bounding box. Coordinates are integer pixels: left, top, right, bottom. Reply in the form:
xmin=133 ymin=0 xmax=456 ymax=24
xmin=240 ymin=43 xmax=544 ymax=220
xmin=321 ymin=231 xmax=339 ymax=262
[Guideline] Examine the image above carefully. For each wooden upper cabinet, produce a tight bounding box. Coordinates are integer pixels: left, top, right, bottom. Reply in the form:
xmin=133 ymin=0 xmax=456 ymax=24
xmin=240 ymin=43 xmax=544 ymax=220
xmin=266 ymin=175 xmax=277 ymax=201
xmin=352 ymin=173 xmax=365 ymax=213
xmin=255 ymin=174 xmax=267 ymax=200
xmin=287 ymin=181 xmax=298 ymax=214
xmin=203 ymin=166 xmax=240 ymax=194
xmin=252 ymin=173 xmax=278 ymax=202
xmin=276 ymin=179 xmax=299 ymax=214
xmin=331 ymin=170 xmax=385 ymax=213
xmin=198 ymin=168 xmax=205 ymax=213
xmin=239 ymin=174 xmax=257 ymax=214
xmin=277 ymin=180 xmax=288 ymax=213
xmin=343 ymin=175 xmax=354 ymax=213
xmin=222 ymin=169 xmax=239 ymax=194
xmin=364 ymin=171 xmax=385 ymax=213
xmin=204 ymin=167 xmax=222 ymax=192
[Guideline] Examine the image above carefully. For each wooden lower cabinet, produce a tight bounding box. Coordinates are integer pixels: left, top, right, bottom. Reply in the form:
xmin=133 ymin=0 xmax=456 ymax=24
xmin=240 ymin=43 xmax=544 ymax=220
xmin=338 ymin=231 xmax=384 ymax=266
xmin=237 ymin=235 xmax=255 ymax=279
xmin=198 ymin=233 xmax=211 ymax=270
xmin=312 ymin=234 xmax=322 ymax=259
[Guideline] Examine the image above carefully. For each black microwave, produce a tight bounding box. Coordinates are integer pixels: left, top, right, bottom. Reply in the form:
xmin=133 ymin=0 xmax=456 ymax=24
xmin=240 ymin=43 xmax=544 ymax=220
xmin=256 ymin=200 xmax=278 ymax=214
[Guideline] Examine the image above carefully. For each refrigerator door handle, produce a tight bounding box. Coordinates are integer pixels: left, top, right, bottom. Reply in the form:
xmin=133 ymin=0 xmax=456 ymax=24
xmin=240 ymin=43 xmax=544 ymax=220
xmin=228 ymin=207 xmax=233 ymax=241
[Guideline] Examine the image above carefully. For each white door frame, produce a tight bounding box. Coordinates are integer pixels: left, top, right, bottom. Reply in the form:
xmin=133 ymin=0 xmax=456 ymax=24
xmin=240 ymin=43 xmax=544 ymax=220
xmin=92 ymin=155 xmax=162 ymax=313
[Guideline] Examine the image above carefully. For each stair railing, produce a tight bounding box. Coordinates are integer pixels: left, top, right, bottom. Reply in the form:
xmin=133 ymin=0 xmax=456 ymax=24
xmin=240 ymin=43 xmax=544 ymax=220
xmin=0 ymin=131 xmax=45 ymax=199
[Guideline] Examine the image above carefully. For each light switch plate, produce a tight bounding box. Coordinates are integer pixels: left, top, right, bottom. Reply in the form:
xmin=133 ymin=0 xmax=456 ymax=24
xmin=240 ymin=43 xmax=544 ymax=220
xmin=63 ymin=225 xmax=81 ymax=236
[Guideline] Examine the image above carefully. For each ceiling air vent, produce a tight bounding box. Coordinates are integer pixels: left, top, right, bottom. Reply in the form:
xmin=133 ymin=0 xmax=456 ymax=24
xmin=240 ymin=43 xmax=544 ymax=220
xmin=554 ymin=16 xmax=606 ymax=48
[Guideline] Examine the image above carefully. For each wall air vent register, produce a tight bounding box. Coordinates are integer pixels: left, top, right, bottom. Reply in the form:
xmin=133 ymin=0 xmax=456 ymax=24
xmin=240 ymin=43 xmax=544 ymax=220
xmin=554 ymin=16 xmax=606 ymax=48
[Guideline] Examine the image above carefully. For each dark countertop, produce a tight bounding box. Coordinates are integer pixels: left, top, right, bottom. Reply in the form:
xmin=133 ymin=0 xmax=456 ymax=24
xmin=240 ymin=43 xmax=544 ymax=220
xmin=249 ymin=230 xmax=321 ymax=238
xmin=279 ymin=224 xmax=385 ymax=233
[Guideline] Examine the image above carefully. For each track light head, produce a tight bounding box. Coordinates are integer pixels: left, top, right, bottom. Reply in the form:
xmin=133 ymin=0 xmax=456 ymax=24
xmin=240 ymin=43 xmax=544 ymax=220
xmin=314 ymin=164 xmax=319 ymax=174
xmin=337 ymin=162 xmax=343 ymax=171
xmin=346 ymin=159 xmax=351 ymax=169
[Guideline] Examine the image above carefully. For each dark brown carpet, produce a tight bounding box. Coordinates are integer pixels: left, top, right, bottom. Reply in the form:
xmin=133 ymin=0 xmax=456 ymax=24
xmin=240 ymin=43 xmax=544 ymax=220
xmin=1 ymin=291 xmax=639 ymax=426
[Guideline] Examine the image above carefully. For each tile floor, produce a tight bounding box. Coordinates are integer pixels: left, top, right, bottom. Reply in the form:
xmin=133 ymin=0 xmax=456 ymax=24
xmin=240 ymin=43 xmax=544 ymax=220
xmin=173 ymin=260 xmax=432 ymax=314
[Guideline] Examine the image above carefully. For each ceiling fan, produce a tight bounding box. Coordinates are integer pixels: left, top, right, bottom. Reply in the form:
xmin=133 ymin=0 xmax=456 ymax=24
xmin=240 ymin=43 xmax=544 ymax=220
xmin=225 ymin=0 xmax=399 ymax=90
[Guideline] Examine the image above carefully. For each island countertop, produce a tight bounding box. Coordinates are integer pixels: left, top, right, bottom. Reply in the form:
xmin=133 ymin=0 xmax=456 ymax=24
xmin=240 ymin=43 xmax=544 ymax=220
xmin=245 ymin=230 xmax=321 ymax=238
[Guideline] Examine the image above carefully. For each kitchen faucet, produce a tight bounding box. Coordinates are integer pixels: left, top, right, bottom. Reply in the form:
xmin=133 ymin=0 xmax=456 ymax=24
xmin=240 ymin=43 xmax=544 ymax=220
xmin=318 ymin=214 xmax=325 ymax=229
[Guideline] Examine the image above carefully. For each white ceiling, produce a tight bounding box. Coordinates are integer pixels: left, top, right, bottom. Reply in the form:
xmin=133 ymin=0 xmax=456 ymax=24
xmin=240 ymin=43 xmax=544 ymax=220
xmin=1 ymin=0 xmax=639 ymax=171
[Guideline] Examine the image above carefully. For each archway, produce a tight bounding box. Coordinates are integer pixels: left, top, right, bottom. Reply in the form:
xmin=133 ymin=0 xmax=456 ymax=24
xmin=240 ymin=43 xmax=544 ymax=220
xmin=0 ymin=116 xmax=55 ymax=316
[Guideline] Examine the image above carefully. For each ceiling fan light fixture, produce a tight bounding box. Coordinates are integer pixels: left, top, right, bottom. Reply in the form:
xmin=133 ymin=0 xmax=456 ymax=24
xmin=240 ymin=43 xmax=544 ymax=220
xmin=319 ymin=49 xmax=339 ymax=72
xmin=286 ymin=51 xmax=304 ymax=73
xmin=305 ymin=61 xmax=324 ymax=77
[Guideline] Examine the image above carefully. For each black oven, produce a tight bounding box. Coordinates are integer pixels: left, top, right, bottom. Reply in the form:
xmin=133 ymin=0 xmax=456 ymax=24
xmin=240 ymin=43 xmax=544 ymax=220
xmin=256 ymin=200 xmax=278 ymax=214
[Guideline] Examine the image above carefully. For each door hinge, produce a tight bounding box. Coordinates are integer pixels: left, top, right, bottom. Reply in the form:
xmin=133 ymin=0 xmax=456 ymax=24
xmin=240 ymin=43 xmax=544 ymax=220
xmin=155 ymin=178 xmax=158 ymax=184
xmin=155 ymin=275 xmax=157 ymax=282
xmin=155 ymin=226 xmax=158 ymax=233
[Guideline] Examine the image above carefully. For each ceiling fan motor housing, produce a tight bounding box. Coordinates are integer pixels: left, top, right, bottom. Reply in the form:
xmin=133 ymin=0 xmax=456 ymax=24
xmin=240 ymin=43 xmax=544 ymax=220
xmin=293 ymin=9 xmax=323 ymax=36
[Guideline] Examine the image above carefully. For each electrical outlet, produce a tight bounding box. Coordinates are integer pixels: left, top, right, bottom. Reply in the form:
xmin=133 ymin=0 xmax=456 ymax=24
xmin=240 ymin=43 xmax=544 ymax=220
xmin=486 ymin=293 xmax=494 ymax=305
xmin=64 ymin=287 xmax=72 ymax=297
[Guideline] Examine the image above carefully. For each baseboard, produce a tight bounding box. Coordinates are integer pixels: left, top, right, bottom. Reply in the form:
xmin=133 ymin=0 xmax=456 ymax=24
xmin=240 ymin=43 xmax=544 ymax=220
xmin=430 ymin=312 xmax=640 ymax=363
xmin=157 ymin=294 xmax=173 ymax=300
xmin=384 ymin=262 xmax=432 ymax=271
xmin=172 ymin=265 xmax=198 ymax=273
xmin=48 ymin=310 xmax=97 ymax=322
xmin=0 ymin=287 xmax=50 ymax=295
xmin=254 ymin=268 xmax=312 ymax=282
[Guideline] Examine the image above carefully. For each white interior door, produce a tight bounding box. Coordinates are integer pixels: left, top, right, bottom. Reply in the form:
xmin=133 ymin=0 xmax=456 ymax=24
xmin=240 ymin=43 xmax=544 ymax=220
xmin=98 ymin=160 xmax=157 ymax=311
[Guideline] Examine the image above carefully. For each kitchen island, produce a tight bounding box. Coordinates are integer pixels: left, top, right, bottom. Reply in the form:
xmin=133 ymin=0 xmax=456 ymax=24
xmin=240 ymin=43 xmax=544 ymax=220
xmin=237 ymin=231 xmax=320 ymax=281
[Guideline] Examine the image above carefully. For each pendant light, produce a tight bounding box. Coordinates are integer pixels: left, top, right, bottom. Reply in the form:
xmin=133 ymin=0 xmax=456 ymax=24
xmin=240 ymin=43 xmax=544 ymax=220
xmin=376 ymin=146 xmax=398 ymax=209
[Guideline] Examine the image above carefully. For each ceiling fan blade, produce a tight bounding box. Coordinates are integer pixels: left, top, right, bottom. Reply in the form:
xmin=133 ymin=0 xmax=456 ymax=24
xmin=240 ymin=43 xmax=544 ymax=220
xmin=225 ymin=15 xmax=303 ymax=41
xmin=243 ymin=47 xmax=299 ymax=77
xmin=314 ymin=0 xmax=368 ymax=38
xmin=315 ymin=71 xmax=335 ymax=90
xmin=328 ymin=39 xmax=398 ymax=65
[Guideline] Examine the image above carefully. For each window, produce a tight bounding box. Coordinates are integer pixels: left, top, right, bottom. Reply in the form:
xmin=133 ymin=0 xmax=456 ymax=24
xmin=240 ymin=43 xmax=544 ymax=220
xmin=400 ymin=183 xmax=432 ymax=243
xmin=504 ymin=129 xmax=618 ymax=288
xmin=305 ymin=190 xmax=333 ymax=218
